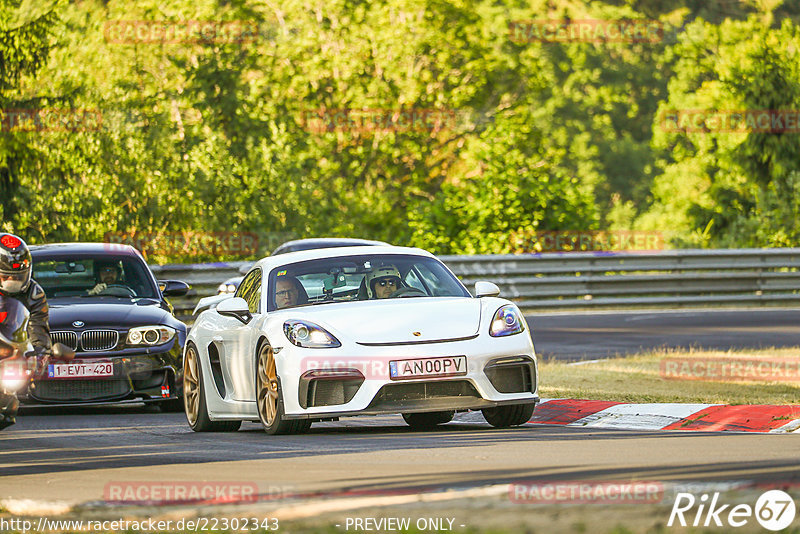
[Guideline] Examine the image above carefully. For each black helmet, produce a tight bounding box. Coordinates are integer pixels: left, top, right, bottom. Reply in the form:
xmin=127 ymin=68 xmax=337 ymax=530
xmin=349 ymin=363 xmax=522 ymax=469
xmin=0 ymin=234 xmax=32 ymax=295
xmin=0 ymin=295 xmax=30 ymax=358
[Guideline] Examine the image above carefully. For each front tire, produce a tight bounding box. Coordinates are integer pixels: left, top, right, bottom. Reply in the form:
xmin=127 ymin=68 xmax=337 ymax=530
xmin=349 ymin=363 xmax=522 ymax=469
xmin=256 ymin=343 xmax=311 ymax=435
xmin=184 ymin=343 xmax=241 ymax=432
xmin=402 ymin=411 xmax=454 ymax=429
xmin=482 ymin=403 xmax=535 ymax=428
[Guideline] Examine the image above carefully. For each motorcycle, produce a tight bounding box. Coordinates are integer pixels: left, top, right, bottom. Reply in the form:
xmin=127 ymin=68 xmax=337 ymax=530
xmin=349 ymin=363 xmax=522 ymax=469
xmin=1 ymin=295 xmax=74 ymax=430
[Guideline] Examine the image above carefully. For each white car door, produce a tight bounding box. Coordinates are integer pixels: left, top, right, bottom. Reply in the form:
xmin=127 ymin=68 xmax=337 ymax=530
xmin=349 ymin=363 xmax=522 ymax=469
xmin=219 ymin=268 xmax=263 ymax=401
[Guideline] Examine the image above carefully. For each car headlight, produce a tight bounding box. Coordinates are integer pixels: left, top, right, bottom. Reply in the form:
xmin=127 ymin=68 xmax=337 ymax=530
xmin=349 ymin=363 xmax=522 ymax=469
xmin=283 ymin=320 xmax=341 ymax=348
xmin=489 ymin=305 xmax=525 ymax=337
xmin=217 ymin=283 xmax=237 ymax=294
xmin=126 ymin=325 xmax=176 ymax=346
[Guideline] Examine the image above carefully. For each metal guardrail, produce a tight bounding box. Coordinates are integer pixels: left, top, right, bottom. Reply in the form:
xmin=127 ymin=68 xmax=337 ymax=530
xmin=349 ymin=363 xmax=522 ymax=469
xmin=441 ymin=248 xmax=800 ymax=309
xmin=150 ymin=261 xmax=249 ymax=321
xmin=152 ymin=248 xmax=800 ymax=319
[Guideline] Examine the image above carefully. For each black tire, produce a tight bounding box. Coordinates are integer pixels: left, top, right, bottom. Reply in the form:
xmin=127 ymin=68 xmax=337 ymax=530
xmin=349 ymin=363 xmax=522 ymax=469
xmin=256 ymin=342 xmax=311 ymax=435
xmin=184 ymin=343 xmax=241 ymax=432
xmin=482 ymin=403 xmax=535 ymax=428
xmin=402 ymin=411 xmax=455 ymax=429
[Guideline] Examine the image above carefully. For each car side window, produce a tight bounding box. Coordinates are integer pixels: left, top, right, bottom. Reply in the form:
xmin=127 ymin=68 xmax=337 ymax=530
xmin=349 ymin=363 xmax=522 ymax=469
xmin=414 ymin=263 xmax=445 ymax=295
xmin=404 ymin=268 xmax=427 ymax=294
xmin=236 ymin=268 xmax=262 ymax=314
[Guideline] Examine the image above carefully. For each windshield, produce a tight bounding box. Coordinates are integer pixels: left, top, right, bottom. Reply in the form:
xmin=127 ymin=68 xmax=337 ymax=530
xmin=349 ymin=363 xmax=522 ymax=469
xmin=33 ymin=256 xmax=159 ymax=299
xmin=267 ymin=254 xmax=469 ymax=312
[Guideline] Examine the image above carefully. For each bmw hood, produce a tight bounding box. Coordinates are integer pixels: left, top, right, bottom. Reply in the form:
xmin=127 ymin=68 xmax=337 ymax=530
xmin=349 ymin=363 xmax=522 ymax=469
xmin=47 ymin=299 xmax=171 ymax=330
xmin=280 ymin=298 xmax=483 ymax=344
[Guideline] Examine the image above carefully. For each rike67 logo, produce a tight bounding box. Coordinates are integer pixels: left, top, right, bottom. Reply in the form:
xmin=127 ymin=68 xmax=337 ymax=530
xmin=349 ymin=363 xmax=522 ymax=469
xmin=668 ymin=490 xmax=796 ymax=531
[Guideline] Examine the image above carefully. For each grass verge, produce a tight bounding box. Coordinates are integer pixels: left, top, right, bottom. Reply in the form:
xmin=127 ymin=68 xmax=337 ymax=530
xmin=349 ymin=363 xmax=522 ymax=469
xmin=538 ymin=347 xmax=800 ymax=404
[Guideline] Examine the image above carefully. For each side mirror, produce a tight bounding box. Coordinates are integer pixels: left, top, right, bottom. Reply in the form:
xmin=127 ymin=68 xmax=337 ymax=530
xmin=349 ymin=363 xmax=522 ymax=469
xmin=216 ymin=297 xmax=253 ymax=324
xmin=159 ymin=280 xmax=191 ymax=297
xmin=475 ymin=281 xmax=500 ymax=298
xmin=51 ymin=342 xmax=75 ymax=362
xmin=193 ymin=293 xmax=233 ymax=316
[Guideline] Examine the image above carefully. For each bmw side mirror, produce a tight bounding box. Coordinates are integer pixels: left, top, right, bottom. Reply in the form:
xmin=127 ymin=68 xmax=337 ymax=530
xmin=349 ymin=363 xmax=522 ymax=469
xmin=159 ymin=280 xmax=191 ymax=297
xmin=216 ymin=297 xmax=253 ymax=324
xmin=475 ymin=281 xmax=501 ymax=298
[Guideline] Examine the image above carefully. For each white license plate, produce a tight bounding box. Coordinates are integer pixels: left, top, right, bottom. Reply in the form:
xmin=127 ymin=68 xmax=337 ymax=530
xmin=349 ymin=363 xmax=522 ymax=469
xmin=389 ymin=356 xmax=467 ymax=380
xmin=48 ymin=361 xmax=114 ymax=379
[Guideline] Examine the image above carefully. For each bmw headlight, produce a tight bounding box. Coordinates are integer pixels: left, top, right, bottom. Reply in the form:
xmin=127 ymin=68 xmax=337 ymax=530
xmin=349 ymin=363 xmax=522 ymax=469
xmin=489 ymin=305 xmax=525 ymax=337
xmin=127 ymin=326 xmax=176 ymax=346
xmin=283 ymin=320 xmax=341 ymax=348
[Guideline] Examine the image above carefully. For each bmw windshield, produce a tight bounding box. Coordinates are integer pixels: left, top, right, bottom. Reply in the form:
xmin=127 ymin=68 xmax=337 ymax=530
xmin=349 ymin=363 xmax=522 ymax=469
xmin=33 ymin=257 xmax=159 ymax=300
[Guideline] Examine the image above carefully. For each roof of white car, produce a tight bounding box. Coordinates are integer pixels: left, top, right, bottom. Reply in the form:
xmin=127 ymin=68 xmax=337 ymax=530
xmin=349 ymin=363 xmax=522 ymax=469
xmin=252 ymin=245 xmax=436 ymax=272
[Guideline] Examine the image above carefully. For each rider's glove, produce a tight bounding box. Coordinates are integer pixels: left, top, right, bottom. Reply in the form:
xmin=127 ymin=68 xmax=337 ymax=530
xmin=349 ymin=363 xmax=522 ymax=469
xmin=28 ymin=349 xmax=51 ymax=379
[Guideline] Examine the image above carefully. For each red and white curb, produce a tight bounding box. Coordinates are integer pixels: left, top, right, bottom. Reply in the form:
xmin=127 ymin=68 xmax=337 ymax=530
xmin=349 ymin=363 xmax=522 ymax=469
xmin=529 ymin=399 xmax=800 ymax=433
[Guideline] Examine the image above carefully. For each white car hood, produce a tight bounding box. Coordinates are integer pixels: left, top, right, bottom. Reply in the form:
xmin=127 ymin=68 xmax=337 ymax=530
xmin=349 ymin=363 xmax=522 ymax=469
xmin=280 ymin=298 xmax=482 ymax=344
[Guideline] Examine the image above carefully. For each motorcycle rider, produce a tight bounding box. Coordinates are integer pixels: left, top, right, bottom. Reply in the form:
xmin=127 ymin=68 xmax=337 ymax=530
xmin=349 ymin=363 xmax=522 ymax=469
xmin=0 ymin=234 xmax=51 ymax=366
xmin=0 ymin=295 xmax=31 ymax=429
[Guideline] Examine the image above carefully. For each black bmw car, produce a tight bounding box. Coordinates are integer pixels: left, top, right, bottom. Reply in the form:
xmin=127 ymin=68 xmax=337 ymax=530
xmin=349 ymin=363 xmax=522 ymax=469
xmin=24 ymin=243 xmax=189 ymax=409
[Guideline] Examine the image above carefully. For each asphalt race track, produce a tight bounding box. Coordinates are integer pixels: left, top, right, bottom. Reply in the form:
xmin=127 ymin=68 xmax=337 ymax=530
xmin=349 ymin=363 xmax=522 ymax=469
xmin=1 ymin=308 xmax=799 ymax=531
xmin=2 ymin=409 xmax=799 ymax=506
xmin=527 ymin=308 xmax=800 ymax=361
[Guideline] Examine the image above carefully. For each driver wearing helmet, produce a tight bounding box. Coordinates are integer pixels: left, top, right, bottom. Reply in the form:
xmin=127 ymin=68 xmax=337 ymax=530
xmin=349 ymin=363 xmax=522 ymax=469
xmin=364 ymin=265 xmax=403 ymax=299
xmin=0 ymin=234 xmax=51 ymax=357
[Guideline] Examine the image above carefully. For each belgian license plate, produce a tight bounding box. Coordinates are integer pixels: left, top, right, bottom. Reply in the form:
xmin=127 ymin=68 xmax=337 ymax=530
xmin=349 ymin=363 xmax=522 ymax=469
xmin=389 ymin=356 xmax=467 ymax=380
xmin=48 ymin=361 xmax=114 ymax=379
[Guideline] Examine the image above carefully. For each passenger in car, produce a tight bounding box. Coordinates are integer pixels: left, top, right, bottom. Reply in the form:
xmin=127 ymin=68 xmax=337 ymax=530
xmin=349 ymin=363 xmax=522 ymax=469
xmin=275 ymin=276 xmax=308 ymax=308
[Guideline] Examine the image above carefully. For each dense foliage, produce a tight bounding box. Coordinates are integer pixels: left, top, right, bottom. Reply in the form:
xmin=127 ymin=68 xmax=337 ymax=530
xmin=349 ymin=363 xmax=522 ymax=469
xmin=1 ymin=0 xmax=798 ymax=261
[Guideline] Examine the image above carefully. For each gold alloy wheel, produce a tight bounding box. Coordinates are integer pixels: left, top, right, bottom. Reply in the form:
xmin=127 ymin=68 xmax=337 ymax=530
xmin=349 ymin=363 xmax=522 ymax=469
xmin=183 ymin=346 xmax=200 ymax=427
xmin=257 ymin=345 xmax=279 ymax=427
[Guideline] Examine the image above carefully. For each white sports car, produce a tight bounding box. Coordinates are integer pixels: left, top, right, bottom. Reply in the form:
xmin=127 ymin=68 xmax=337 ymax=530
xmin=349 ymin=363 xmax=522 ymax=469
xmin=184 ymin=246 xmax=539 ymax=434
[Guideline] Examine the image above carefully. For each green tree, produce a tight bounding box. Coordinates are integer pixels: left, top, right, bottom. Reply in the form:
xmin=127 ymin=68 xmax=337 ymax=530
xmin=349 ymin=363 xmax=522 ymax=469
xmin=0 ymin=0 xmax=62 ymax=234
xmin=641 ymin=16 xmax=800 ymax=247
